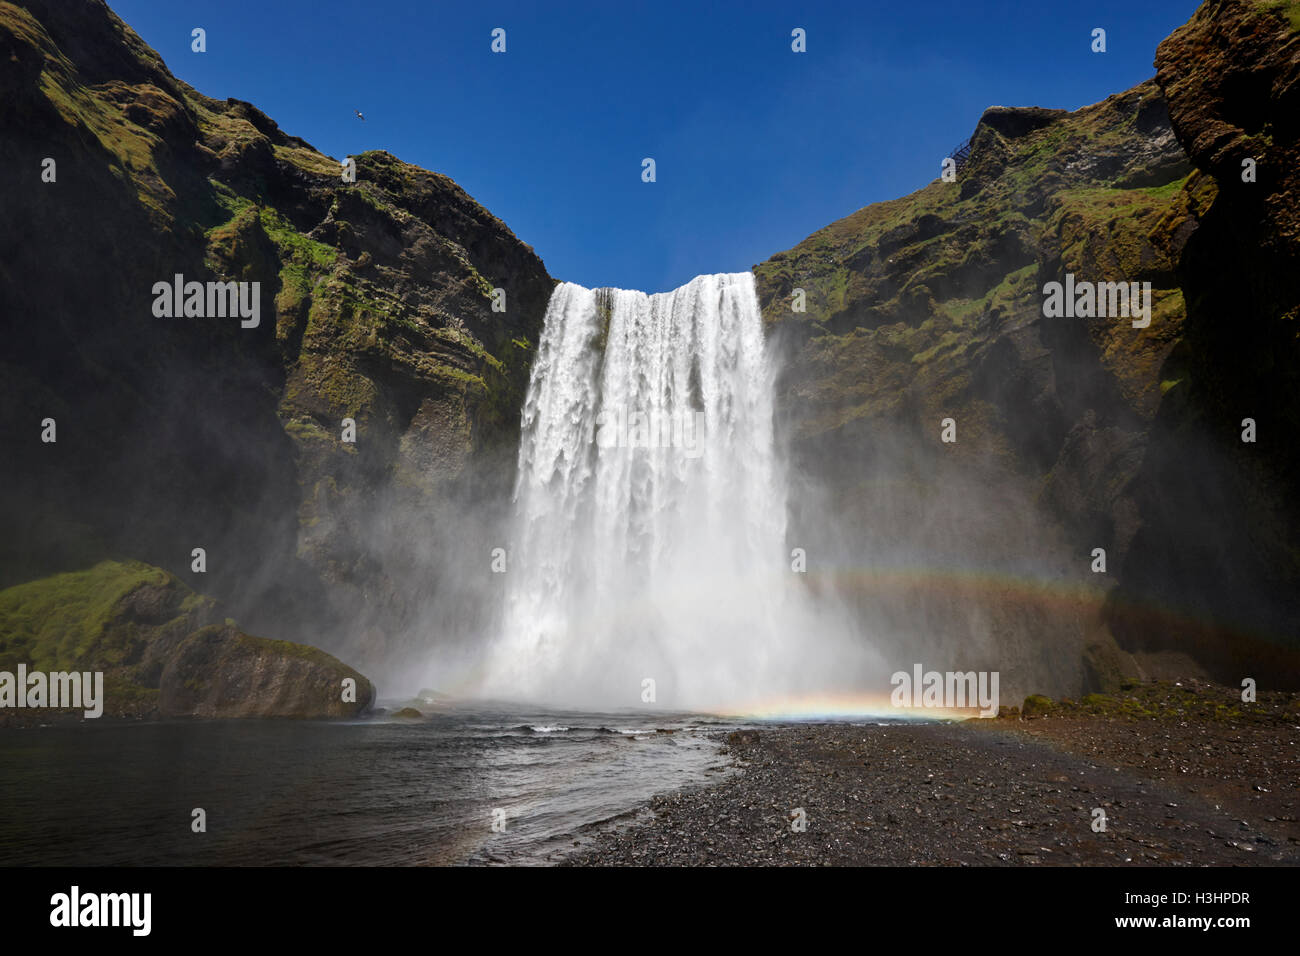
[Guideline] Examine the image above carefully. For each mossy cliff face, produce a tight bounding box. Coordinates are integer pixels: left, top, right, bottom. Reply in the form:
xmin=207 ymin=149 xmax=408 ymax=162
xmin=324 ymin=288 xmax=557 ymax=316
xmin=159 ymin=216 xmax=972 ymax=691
xmin=1113 ymin=0 xmax=1300 ymax=684
xmin=753 ymin=0 xmax=1300 ymax=692
xmin=0 ymin=0 xmax=551 ymax=680
xmin=0 ymin=561 xmax=375 ymax=720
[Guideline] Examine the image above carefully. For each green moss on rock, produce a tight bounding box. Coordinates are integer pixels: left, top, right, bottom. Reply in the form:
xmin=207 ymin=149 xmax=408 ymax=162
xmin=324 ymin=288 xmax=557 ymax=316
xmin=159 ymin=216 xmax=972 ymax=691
xmin=0 ymin=560 xmax=374 ymax=719
xmin=1021 ymin=694 xmax=1056 ymax=718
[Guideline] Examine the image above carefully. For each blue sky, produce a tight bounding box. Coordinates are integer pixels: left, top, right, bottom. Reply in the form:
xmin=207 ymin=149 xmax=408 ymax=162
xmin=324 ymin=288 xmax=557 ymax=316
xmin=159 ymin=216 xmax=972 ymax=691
xmin=110 ymin=0 xmax=1202 ymax=293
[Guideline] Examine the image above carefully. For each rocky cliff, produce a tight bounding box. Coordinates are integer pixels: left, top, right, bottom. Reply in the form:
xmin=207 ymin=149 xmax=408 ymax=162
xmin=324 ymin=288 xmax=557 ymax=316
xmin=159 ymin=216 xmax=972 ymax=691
xmin=755 ymin=0 xmax=1300 ymax=694
xmin=4 ymin=0 xmax=1296 ymax=707
xmin=1117 ymin=0 xmax=1300 ymax=685
xmin=0 ymin=0 xmax=552 ymax=686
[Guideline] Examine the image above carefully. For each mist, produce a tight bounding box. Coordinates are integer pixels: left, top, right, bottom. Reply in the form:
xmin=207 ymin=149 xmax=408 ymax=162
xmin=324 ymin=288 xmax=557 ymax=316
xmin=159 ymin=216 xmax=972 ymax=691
xmin=353 ymin=271 xmax=1109 ymax=712
xmin=389 ymin=273 xmax=878 ymax=713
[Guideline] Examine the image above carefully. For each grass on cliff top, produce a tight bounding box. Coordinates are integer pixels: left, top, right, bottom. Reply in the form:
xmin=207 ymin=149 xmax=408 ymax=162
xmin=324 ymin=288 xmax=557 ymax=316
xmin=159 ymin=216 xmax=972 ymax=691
xmin=1257 ymin=0 xmax=1300 ymax=32
xmin=11 ymin=2 xmax=175 ymax=225
xmin=756 ymin=84 xmax=1195 ymax=439
xmin=0 ymin=560 xmax=198 ymax=672
xmin=755 ymin=80 xmax=1178 ymax=328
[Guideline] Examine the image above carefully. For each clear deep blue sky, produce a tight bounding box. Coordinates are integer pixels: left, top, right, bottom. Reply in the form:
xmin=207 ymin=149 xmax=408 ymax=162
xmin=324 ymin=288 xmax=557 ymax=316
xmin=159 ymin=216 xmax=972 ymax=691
xmin=110 ymin=0 xmax=1202 ymax=293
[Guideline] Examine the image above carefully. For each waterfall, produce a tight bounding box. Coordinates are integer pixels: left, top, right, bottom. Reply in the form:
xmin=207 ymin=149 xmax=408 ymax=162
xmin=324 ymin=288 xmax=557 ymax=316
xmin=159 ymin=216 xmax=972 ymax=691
xmin=482 ymin=273 xmax=867 ymax=711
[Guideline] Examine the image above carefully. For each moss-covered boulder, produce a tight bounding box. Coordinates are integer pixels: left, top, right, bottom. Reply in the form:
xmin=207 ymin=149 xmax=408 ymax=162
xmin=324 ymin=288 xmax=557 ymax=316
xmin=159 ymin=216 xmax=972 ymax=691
xmin=1021 ymin=695 xmax=1056 ymax=718
xmin=0 ymin=560 xmax=374 ymax=719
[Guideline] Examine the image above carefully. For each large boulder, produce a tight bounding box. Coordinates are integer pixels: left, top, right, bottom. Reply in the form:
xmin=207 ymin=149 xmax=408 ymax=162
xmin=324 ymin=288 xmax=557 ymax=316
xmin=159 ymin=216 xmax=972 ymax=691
xmin=0 ymin=560 xmax=375 ymax=720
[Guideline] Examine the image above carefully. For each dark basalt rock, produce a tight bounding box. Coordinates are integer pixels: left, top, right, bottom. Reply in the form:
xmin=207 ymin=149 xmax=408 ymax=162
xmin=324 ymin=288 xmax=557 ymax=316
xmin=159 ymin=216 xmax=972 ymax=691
xmin=976 ymin=105 xmax=1069 ymax=139
xmin=1109 ymin=0 xmax=1300 ymax=686
xmin=753 ymin=0 xmax=1300 ymax=694
xmin=0 ymin=0 xmax=552 ymax=683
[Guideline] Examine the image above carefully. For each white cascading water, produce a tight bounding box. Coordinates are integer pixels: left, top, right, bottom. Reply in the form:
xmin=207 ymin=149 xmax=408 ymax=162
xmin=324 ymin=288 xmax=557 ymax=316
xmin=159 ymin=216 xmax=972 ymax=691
xmin=481 ymin=272 xmax=869 ymax=711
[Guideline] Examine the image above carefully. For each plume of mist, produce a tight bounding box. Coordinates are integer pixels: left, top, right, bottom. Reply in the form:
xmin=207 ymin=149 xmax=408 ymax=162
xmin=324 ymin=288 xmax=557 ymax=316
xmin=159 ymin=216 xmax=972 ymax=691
xmin=309 ymin=274 xmax=1114 ymax=711
xmin=408 ymin=274 xmax=884 ymax=712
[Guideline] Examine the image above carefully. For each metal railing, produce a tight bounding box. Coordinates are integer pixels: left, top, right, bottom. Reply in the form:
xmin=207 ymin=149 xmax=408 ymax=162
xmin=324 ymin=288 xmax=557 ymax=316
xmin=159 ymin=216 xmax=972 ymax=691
xmin=948 ymin=137 xmax=972 ymax=169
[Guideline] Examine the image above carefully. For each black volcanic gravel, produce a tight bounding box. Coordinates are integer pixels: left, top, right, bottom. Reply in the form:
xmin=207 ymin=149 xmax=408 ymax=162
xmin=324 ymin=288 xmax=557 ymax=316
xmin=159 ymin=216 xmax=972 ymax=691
xmin=564 ymin=697 xmax=1300 ymax=866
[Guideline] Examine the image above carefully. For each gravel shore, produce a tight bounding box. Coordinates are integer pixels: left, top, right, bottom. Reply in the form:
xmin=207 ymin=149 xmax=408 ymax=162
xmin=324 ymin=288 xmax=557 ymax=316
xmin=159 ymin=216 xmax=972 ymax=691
xmin=566 ymin=680 xmax=1300 ymax=866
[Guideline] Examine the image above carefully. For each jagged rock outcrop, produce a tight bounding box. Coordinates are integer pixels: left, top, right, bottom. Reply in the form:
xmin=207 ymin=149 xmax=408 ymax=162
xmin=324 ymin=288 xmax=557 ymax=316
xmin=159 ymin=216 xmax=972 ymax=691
xmin=0 ymin=561 xmax=375 ymax=720
xmin=754 ymin=0 xmax=1300 ymax=692
xmin=0 ymin=0 xmax=552 ymax=683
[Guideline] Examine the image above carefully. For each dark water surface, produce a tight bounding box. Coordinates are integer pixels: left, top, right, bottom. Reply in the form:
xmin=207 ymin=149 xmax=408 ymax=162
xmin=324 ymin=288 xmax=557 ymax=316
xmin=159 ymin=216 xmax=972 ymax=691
xmin=0 ymin=706 xmax=745 ymax=865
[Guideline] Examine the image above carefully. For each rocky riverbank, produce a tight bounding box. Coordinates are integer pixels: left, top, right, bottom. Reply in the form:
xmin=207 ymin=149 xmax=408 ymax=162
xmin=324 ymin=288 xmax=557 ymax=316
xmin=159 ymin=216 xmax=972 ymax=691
xmin=566 ymin=679 xmax=1300 ymax=866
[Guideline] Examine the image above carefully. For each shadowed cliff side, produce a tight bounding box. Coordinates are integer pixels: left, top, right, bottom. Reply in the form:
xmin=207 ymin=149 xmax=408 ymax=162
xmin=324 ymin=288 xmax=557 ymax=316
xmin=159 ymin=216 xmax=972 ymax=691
xmin=754 ymin=0 xmax=1300 ymax=694
xmin=0 ymin=0 xmax=552 ymax=685
xmin=1106 ymin=0 xmax=1300 ymax=685
xmin=755 ymin=79 xmax=1197 ymax=701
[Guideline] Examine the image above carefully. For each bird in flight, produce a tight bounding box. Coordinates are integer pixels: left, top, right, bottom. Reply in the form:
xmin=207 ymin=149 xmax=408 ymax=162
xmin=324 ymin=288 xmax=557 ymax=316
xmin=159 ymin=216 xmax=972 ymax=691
xmin=355 ymin=109 xmax=365 ymax=121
